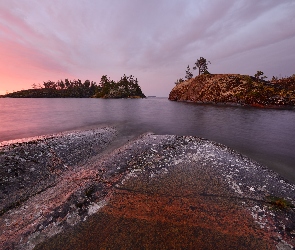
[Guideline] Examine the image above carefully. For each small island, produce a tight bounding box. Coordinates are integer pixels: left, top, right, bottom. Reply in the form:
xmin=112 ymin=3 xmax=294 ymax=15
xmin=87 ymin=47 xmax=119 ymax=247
xmin=169 ymin=57 xmax=295 ymax=108
xmin=1 ymin=74 xmax=146 ymax=99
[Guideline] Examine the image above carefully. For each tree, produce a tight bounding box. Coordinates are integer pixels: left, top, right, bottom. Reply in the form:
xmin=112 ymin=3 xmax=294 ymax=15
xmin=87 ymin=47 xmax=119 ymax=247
xmin=43 ymin=80 xmax=56 ymax=89
xmin=175 ymin=78 xmax=184 ymax=85
xmin=57 ymin=80 xmax=65 ymax=90
xmin=93 ymin=74 xmax=145 ymax=98
xmin=193 ymin=57 xmax=211 ymax=75
xmin=65 ymin=79 xmax=70 ymax=89
xmin=254 ymin=71 xmax=267 ymax=81
xmin=185 ymin=65 xmax=193 ymax=80
xmin=83 ymin=80 xmax=91 ymax=89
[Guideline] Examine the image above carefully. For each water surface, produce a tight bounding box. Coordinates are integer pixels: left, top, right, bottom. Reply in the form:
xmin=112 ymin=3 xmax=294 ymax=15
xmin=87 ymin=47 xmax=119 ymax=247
xmin=1 ymin=98 xmax=294 ymax=183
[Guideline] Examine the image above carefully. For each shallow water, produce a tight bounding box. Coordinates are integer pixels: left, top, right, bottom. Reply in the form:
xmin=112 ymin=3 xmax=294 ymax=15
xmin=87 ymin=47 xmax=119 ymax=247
xmin=0 ymin=98 xmax=294 ymax=183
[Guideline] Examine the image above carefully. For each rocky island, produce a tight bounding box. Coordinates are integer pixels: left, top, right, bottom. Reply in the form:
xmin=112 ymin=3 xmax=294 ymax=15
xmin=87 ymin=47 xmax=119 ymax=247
xmin=169 ymin=74 xmax=295 ymax=108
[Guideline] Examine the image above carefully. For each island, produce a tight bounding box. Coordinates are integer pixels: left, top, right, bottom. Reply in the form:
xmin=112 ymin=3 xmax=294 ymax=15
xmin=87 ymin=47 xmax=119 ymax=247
xmin=1 ymin=74 xmax=146 ymax=99
xmin=169 ymin=73 xmax=295 ymax=108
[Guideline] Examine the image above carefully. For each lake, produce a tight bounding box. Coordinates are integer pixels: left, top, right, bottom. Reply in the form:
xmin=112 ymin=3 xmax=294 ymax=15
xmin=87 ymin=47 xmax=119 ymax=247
xmin=0 ymin=98 xmax=294 ymax=183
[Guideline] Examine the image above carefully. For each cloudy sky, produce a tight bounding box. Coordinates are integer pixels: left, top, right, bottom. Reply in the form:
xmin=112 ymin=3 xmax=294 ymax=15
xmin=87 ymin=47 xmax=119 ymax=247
xmin=0 ymin=0 xmax=294 ymax=96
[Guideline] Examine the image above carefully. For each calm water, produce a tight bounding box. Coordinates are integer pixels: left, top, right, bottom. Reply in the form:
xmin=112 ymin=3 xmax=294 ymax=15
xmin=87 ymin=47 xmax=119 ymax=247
xmin=0 ymin=98 xmax=295 ymax=183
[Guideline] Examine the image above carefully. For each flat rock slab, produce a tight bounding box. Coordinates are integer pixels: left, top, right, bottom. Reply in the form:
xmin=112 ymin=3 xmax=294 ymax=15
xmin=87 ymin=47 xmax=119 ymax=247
xmin=0 ymin=127 xmax=117 ymax=216
xmin=1 ymin=133 xmax=295 ymax=249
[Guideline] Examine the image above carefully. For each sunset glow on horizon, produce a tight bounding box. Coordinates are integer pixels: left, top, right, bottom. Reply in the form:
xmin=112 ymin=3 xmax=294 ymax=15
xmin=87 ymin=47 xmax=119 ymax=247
xmin=0 ymin=0 xmax=294 ymax=97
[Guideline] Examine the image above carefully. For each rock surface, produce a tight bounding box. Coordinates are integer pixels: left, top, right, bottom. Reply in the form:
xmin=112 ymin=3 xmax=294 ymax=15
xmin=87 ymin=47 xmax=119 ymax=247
xmin=0 ymin=130 xmax=295 ymax=249
xmin=0 ymin=127 xmax=117 ymax=217
xmin=169 ymin=74 xmax=295 ymax=108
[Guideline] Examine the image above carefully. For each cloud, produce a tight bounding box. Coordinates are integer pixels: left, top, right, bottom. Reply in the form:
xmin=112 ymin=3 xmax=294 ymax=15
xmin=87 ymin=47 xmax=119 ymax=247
xmin=0 ymin=0 xmax=294 ymax=96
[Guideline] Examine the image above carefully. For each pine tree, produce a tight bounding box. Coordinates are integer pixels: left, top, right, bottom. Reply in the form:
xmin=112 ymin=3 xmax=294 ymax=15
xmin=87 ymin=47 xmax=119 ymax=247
xmin=193 ymin=57 xmax=211 ymax=75
xmin=185 ymin=65 xmax=193 ymax=80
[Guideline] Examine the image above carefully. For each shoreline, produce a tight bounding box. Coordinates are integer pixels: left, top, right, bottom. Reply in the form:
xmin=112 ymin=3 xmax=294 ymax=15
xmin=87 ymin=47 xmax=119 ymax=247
xmin=1 ymin=128 xmax=295 ymax=249
xmin=171 ymin=99 xmax=295 ymax=110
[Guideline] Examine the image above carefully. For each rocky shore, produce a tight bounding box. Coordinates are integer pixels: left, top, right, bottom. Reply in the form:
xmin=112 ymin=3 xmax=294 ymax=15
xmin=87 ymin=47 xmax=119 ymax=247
xmin=169 ymin=74 xmax=295 ymax=108
xmin=0 ymin=128 xmax=295 ymax=249
xmin=0 ymin=127 xmax=117 ymax=217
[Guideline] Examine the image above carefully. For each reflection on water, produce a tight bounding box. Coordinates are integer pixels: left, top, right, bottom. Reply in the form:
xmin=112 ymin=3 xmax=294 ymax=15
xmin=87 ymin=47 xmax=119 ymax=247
xmin=0 ymin=98 xmax=295 ymax=183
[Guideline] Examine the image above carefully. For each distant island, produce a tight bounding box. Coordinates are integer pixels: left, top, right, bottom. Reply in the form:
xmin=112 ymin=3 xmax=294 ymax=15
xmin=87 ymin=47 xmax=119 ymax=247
xmin=169 ymin=74 xmax=295 ymax=108
xmin=169 ymin=57 xmax=295 ymax=108
xmin=1 ymin=74 xmax=146 ymax=99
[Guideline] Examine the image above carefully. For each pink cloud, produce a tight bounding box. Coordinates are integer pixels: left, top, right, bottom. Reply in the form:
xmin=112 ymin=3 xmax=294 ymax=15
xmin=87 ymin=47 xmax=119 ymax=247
xmin=0 ymin=0 xmax=294 ymax=97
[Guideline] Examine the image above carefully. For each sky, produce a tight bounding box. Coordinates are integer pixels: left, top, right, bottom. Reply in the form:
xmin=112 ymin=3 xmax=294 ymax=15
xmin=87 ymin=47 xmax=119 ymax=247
xmin=0 ymin=0 xmax=294 ymax=97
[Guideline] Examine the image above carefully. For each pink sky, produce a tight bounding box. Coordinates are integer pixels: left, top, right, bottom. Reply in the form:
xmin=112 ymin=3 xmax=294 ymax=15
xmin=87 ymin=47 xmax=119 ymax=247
xmin=0 ymin=0 xmax=294 ymax=97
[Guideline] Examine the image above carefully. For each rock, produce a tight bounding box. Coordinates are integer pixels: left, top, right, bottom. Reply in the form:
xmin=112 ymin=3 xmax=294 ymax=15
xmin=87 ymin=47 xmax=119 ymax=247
xmin=0 ymin=127 xmax=117 ymax=217
xmin=169 ymin=74 xmax=295 ymax=108
xmin=1 ymin=132 xmax=295 ymax=249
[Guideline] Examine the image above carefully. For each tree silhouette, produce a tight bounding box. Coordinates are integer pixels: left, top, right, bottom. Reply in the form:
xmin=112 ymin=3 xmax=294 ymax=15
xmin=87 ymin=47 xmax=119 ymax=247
xmin=185 ymin=65 xmax=193 ymax=80
xmin=175 ymin=78 xmax=184 ymax=85
xmin=254 ymin=71 xmax=267 ymax=81
xmin=193 ymin=57 xmax=211 ymax=75
xmin=4 ymin=74 xmax=145 ymax=98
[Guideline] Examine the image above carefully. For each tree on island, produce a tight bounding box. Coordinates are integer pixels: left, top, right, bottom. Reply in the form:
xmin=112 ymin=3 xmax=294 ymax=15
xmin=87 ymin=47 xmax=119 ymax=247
xmin=185 ymin=65 xmax=193 ymax=80
xmin=95 ymin=75 xmax=115 ymax=97
xmin=41 ymin=79 xmax=97 ymax=97
xmin=3 ymin=74 xmax=145 ymax=98
xmin=193 ymin=57 xmax=211 ymax=75
xmin=254 ymin=71 xmax=267 ymax=82
xmin=175 ymin=78 xmax=184 ymax=85
xmin=94 ymin=74 xmax=145 ymax=98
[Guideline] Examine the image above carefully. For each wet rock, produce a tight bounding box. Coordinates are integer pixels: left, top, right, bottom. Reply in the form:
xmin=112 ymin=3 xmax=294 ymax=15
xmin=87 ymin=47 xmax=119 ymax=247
xmin=0 ymin=127 xmax=117 ymax=216
xmin=0 ymin=132 xmax=294 ymax=249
